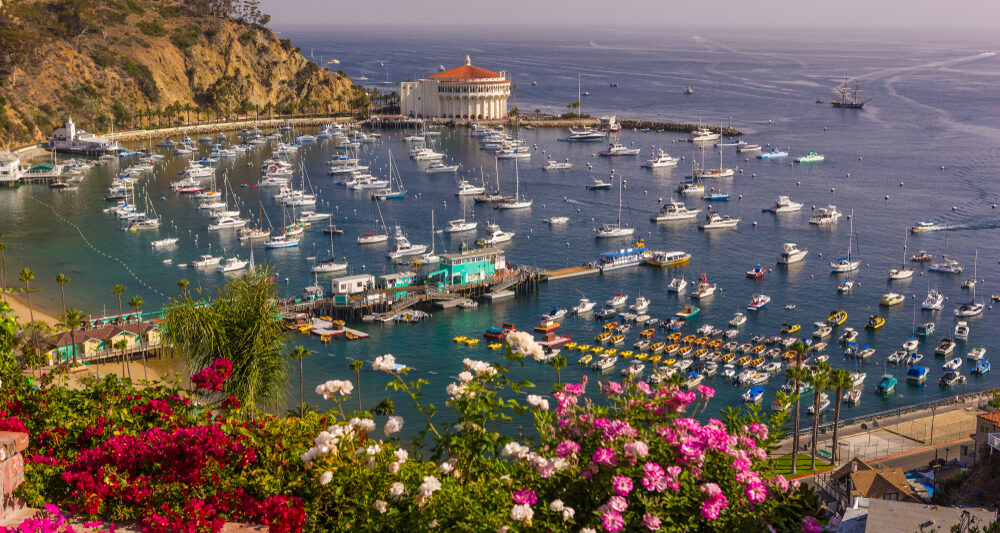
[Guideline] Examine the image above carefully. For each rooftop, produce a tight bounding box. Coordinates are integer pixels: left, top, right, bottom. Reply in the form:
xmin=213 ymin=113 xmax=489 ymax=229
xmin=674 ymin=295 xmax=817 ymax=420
xmin=978 ymin=411 xmax=1000 ymax=425
xmin=838 ymin=498 xmax=996 ymax=533
xmin=429 ymin=56 xmax=505 ymax=81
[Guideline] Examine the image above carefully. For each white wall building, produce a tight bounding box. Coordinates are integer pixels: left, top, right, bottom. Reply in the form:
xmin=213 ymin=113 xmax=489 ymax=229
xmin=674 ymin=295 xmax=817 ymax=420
xmin=400 ymin=56 xmax=510 ymax=120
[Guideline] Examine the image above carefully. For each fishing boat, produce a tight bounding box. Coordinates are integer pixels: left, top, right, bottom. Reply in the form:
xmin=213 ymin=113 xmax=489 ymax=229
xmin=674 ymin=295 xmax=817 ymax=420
xmin=888 ymin=231 xmax=915 ymax=279
xmin=911 ymin=221 xmax=938 ymax=233
xmin=541 ymin=158 xmax=573 ymax=171
xmin=746 ymin=264 xmax=766 ymax=279
xmin=386 ymin=226 xmax=427 ymax=259
xmin=807 ymin=393 xmax=831 ymax=415
xmin=572 ymin=298 xmax=596 ymax=314
xmin=690 ymin=274 xmax=717 ymax=299
xmin=730 ymin=313 xmax=747 ymax=328
xmin=742 ymin=386 xmax=765 ymax=403
xmin=831 ymin=209 xmax=861 ymax=272
xmin=675 ymin=305 xmax=700 ymax=319
xmin=757 ymin=148 xmax=789 ymax=160
xmin=954 ymin=250 xmax=984 ymax=317
xmin=939 ymin=371 xmax=966 ymax=388
xmin=953 ymin=321 xmax=970 ymax=340
xmin=809 ymin=205 xmax=842 ymax=225
xmin=777 ymin=242 xmax=808 ymax=264
xmin=906 ymin=365 xmax=928 ymax=383
xmin=599 ymin=140 xmax=640 ymax=156
xmin=642 ymin=149 xmax=679 ymax=168
xmin=645 ymin=250 xmax=691 ymax=267
xmin=974 ymin=360 xmax=991 ymax=375
xmin=667 ymin=277 xmax=688 ymax=293
xmin=831 ymin=77 xmax=872 ymax=108
xmin=747 ymin=294 xmax=770 ymax=311
xmin=650 ymin=198 xmax=700 ymax=222
xmin=922 ymin=289 xmax=945 ymax=310
xmin=594 ymin=176 xmax=635 ymax=238
xmin=586 ymin=176 xmax=613 ymax=190
xmin=880 ymin=292 xmax=905 ymax=307
xmin=795 ymin=151 xmax=825 ymax=163
xmin=917 ymin=322 xmax=935 ymax=336
xmin=704 ymin=191 xmax=730 ymax=201
xmin=865 ymin=315 xmax=885 ymax=330
xmin=876 ymin=374 xmax=897 ymax=395
xmin=699 ymin=209 xmax=739 ymax=230
xmin=477 ymin=223 xmax=514 ymax=246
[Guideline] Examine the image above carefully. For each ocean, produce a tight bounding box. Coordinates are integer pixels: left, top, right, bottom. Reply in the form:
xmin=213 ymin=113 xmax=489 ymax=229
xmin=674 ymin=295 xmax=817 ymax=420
xmin=3 ymin=25 xmax=998 ymax=429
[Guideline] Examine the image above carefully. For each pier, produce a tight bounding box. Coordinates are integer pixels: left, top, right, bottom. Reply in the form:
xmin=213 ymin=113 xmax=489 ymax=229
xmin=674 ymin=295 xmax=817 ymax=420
xmin=544 ymin=265 xmax=599 ymax=281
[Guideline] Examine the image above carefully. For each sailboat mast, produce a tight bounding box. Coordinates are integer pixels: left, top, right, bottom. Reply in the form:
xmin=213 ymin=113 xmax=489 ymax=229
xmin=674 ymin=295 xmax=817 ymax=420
xmin=514 ymin=159 xmax=520 ymax=198
xmin=617 ymin=174 xmax=623 ymax=226
xmin=972 ymin=249 xmax=978 ymax=302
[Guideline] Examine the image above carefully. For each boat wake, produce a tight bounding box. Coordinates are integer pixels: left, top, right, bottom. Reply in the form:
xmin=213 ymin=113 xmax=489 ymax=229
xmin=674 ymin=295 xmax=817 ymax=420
xmin=915 ymin=221 xmax=1000 ymax=232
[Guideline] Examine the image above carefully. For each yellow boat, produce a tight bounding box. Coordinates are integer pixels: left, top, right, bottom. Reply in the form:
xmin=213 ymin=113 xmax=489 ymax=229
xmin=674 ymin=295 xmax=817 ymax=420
xmin=605 ymin=348 xmax=618 ymax=356
xmin=665 ymin=343 xmax=680 ymax=355
xmin=649 ymin=355 xmax=662 ymax=363
xmin=577 ymin=344 xmax=591 ymax=352
xmin=676 ymin=345 xmax=692 ymax=356
xmin=681 ymin=334 xmax=697 ymax=344
xmin=635 ymin=352 xmax=649 ymax=361
xmin=694 ymin=337 xmax=709 ymax=347
xmin=298 ymin=325 xmax=313 ymax=333
xmin=596 ymin=332 xmax=612 ymax=343
xmin=611 ymin=335 xmax=625 ymax=345
xmin=827 ymin=310 xmax=847 ymax=327
xmin=566 ymin=342 xmax=578 ymax=350
xmin=782 ymin=351 xmax=797 ymax=361
xmin=453 ymin=336 xmax=468 ymax=343
xmin=663 ymin=358 xmax=676 ymax=367
xmin=734 ymin=355 xmax=752 ymax=367
xmin=651 ymin=342 xmax=666 ymax=353
xmin=751 ymin=345 xmax=766 ymax=355
xmin=488 ymin=343 xmax=502 ymax=350
xmin=640 ymin=328 xmax=656 ymax=338
xmin=345 ymin=331 xmax=359 ymax=340
xmin=465 ymin=338 xmax=480 ymax=346
xmin=667 ymin=332 xmax=682 ymax=342
xmin=750 ymin=357 xmax=764 ymax=368
xmin=319 ymin=316 xmax=333 ymax=321
xmin=709 ymin=339 xmax=723 ymax=350
xmin=603 ymin=322 xmax=619 ymax=331
xmin=866 ymin=315 xmax=886 ymax=330
xmin=620 ymin=350 xmax=634 ymax=358
xmin=692 ymin=348 xmax=708 ymax=359
xmin=591 ymin=346 xmax=605 ymax=354
xmin=780 ymin=323 xmax=801 ymax=335
xmin=721 ymin=353 xmax=736 ymax=363
xmin=579 ymin=354 xmax=593 ymax=365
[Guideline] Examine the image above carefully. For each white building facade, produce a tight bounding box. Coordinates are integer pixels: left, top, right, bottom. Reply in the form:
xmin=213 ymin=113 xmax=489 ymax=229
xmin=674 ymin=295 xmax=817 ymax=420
xmin=400 ymin=56 xmax=510 ymax=120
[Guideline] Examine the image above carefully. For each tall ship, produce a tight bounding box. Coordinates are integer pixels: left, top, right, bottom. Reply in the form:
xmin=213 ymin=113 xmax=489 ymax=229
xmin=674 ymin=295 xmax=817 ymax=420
xmin=831 ymin=77 xmax=872 ymax=109
xmin=45 ymin=117 xmax=120 ymax=155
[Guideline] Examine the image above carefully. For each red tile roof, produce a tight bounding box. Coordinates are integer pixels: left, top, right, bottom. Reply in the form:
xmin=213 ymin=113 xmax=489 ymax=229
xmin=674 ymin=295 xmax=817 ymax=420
xmin=430 ymin=64 xmax=503 ymax=80
xmin=978 ymin=411 xmax=1000 ymax=425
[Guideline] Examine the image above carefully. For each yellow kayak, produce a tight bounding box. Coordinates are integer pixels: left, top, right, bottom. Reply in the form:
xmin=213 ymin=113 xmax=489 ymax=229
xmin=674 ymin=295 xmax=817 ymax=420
xmin=453 ymin=336 xmax=468 ymax=343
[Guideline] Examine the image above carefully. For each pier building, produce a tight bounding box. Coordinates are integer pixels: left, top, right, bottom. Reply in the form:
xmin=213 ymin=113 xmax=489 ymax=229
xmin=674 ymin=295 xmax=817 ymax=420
xmin=430 ymin=248 xmax=508 ymax=287
xmin=399 ymin=56 xmax=510 ymax=120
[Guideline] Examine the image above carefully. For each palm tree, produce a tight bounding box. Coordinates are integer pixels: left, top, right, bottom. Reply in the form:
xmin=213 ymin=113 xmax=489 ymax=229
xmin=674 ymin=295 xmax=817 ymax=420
xmin=58 ymin=308 xmax=86 ymax=364
xmin=112 ymin=284 xmax=125 ymax=323
xmin=785 ymin=365 xmax=810 ymax=475
xmin=290 ymin=345 xmax=310 ymax=416
xmin=114 ymin=338 xmax=129 ymax=378
xmin=19 ymin=268 xmax=36 ymax=350
xmin=548 ymin=354 xmax=567 ymax=384
xmin=807 ymin=364 xmax=832 ymax=469
xmin=829 ymin=368 xmax=853 ymax=464
xmin=55 ymin=273 xmax=70 ymax=317
xmin=349 ymin=359 xmax=363 ymax=412
xmin=128 ymin=295 xmax=146 ymax=380
xmin=177 ymin=279 xmax=190 ymax=298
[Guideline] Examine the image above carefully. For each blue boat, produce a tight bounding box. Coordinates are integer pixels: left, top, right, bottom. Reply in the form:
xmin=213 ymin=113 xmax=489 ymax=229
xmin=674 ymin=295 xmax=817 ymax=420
xmin=715 ymin=140 xmax=746 ymax=147
xmin=705 ymin=192 xmax=730 ymax=201
xmin=906 ymin=365 xmax=928 ymax=383
xmin=876 ymin=373 xmax=897 ymax=395
xmin=757 ymin=148 xmax=789 ymax=159
xmin=974 ymin=360 xmax=990 ymax=375
xmin=675 ymin=305 xmax=700 ymax=319
xmin=742 ymin=386 xmax=766 ymax=403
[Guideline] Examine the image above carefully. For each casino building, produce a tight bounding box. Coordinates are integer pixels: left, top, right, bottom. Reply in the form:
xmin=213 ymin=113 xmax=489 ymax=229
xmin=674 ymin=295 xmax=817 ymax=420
xmin=399 ymin=56 xmax=510 ymax=120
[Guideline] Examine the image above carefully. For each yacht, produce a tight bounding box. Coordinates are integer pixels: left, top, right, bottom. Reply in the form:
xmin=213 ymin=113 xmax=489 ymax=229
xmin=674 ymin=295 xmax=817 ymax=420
xmin=387 ymin=226 xmax=427 ymax=259
xmin=766 ymin=196 xmax=803 ymax=213
xmin=666 ymin=277 xmax=688 ymax=293
xmin=425 ymin=161 xmax=459 ymax=174
xmin=795 ymin=151 xmax=825 ymax=163
xmin=747 ymin=294 xmax=771 ymax=311
xmin=777 ymin=242 xmax=808 ymax=264
xmin=191 ymin=254 xmax=221 ymax=268
xmin=699 ymin=210 xmax=739 ymax=230
xmin=207 ymin=216 xmax=248 ymax=231
xmin=150 ymin=237 xmax=179 ymax=248
xmin=642 ymin=150 xmax=679 ymax=168
xmin=650 ymin=198 xmax=700 ymax=222
xmin=677 ymin=181 xmax=705 ymax=195
xmin=410 ymin=148 xmax=445 ymax=161
xmin=631 ymin=296 xmax=650 ymax=313
xmin=217 ymin=257 xmax=249 ymax=273
xmin=809 ymin=205 xmax=842 ymax=225
xmin=757 ymin=148 xmax=789 ymax=160
xmin=586 ymin=176 xmax=613 ymax=190
xmin=922 ymin=289 xmax=945 ymax=310
xmin=542 ymin=159 xmax=573 ymax=170
xmin=264 ymin=233 xmax=300 ymax=249
xmin=477 ymin=223 xmax=514 ymax=246
xmin=690 ymin=274 xmax=717 ymax=299
xmin=564 ymin=127 xmax=606 ymax=142
xmin=444 ymin=218 xmax=477 ymax=233
xmin=954 ymin=321 xmax=970 ymax=340
xmin=690 ymin=127 xmax=720 ymax=143
xmin=572 ymin=298 xmax=596 ymax=314
xmin=456 ymin=179 xmax=486 ymax=196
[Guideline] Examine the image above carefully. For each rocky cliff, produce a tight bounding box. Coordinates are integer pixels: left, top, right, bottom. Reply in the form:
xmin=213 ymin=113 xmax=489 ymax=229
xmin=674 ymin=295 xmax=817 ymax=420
xmin=0 ymin=0 xmax=361 ymax=147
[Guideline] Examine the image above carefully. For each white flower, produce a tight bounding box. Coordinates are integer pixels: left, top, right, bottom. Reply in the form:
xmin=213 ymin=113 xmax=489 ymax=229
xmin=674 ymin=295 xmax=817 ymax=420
xmin=500 ymin=441 xmax=530 ymax=459
xmin=384 ymin=416 xmax=404 ymax=436
xmin=372 ymin=353 xmax=396 ymax=372
xmin=561 ymin=506 xmax=575 ymax=521
xmin=394 ymin=449 xmax=408 ymax=463
xmin=317 ymin=379 xmax=354 ymax=398
xmin=366 ymin=444 xmax=381 ymax=456
xmin=505 ymin=331 xmax=545 ymax=361
xmin=458 ymin=371 xmax=474 ymax=384
xmin=462 ymin=358 xmax=497 ymax=377
xmin=549 ymin=499 xmax=565 ymax=512
xmin=388 ymin=461 xmax=401 ymax=474
xmin=446 ymin=382 xmax=467 ymax=398
xmin=389 ymin=482 xmax=407 ymax=500
xmin=429 ymin=520 xmax=438 ymax=529
xmin=510 ymin=503 xmax=534 ymax=523
xmin=349 ymin=418 xmax=375 ymax=434
xmin=374 ymin=499 xmax=388 ymax=514
xmin=418 ymin=475 xmax=442 ymax=497
xmin=337 ymin=380 xmax=354 ymax=396
xmin=319 ymin=471 xmax=333 ymax=485
xmin=581 ymin=529 xmax=597 ymax=533
xmin=526 ymin=394 xmax=549 ymax=411
xmin=439 ymin=459 xmax=455 ymax=474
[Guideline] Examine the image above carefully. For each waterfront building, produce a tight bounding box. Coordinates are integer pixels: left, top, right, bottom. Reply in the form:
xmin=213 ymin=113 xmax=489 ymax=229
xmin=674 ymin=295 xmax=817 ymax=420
xmin=973 ymin=411 xmax=1000 ymax=463
xmin=431 ymin=248 xmax=507 ymax=286
xmin=331 ymin=274 xmax=376 ymax=297
xmin=0 ymin=151 xmax=22 ymax=184
xmin=399 ymin=56 xmax=510 ymax=120
xmin=45 ymin=322 xmax=160 ymax=363
xmin=45 ymin=117 xmax=120 ymax=155
xmin=378 ymin=271 xmax=416 ymax=290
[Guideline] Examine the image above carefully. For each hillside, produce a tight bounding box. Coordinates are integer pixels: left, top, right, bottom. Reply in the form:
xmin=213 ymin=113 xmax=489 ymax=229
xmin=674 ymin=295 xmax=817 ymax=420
xmin=0 ymin=0 xmax=363 ymax=147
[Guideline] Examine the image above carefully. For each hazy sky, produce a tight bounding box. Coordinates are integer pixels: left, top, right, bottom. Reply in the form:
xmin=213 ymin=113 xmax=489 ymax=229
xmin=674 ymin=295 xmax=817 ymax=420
xmin=260 ymin=0 xmax=999 ymax=28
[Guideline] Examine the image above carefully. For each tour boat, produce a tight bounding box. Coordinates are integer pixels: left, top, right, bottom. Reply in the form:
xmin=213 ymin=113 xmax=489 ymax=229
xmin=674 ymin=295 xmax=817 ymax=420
xmin=865 ymin=315 xmax=885 ymax=330
xmin=953 ymin=321 xmax=970 ymax=340
xmin=935 ymin=338 xmax=956 ymax=356
xmin=217 ymin=257 xmax=248 ymax=273
xmin=876 ymin=374 xmax=897 ymax=395
xmin=939 ymin=371 xmax=966 ymax=388
xmin=906 ymin=365 xmax=928 ymax=383
xmin=667 ymin=277 xmax=688 ymax=293
xmin=572 ymin=298 xmax=596 ymax=314
xmin=699 ymin=210 xmax=739 ymax=230
xmin=757 ymin=148 xmax=789 ymax=160
xmin=747 ymin=294 xmax=770 ymax=311
xmin=645 ymin=250 xmax=691 ymax=267
xmin=911 ymin=221 xmax=938 ymax=233
xmin=777 ymin=242 xmax=808 ymax=264
xmin=650 ymin=198 xmax=700 ymax=222
xmin=922 ymin=289 xmax=945 ymax=310
xmin=809 ymin=205 xmax=842 ymax=225
xmin=742 ymin=386 xmax=765 ymax=403
xmin=642 ymin=150 xmax=679 ymax=168
xmin=765 ymin=196 xmax=803 ymax=213
xmin=917 ymin=322 xmax=935 ymax=336
xmin=746 ymin=264 xmax=766 ymax=279
xmin=598 ymin=245 xmax=649 ymax=272
xmin=690 ymin=274 xmax=717 ymax=299
xmin=973 ymin=360 xmax=991 ymax=375
xmin=477 ymin=223 xmax=514 ymax=246
xmin=542 ymin=159 xmax=573 ymax=170
xmin=880 ymin=292 xmax=905 ymax=307
xmin=795 ymin=151 xmax=825 ymax=163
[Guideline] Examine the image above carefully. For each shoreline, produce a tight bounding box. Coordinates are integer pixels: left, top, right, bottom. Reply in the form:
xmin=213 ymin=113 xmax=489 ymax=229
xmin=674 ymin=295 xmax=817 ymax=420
xmin=4 ymin=292 xmax=60 ymax=326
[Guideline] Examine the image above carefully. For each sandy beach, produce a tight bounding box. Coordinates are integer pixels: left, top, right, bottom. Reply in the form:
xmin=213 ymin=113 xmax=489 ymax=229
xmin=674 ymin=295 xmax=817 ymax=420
xmin=27 ymin=354 xmax=191 ymax=390
xmin=4 ymin=292 xmax=60 ymax=325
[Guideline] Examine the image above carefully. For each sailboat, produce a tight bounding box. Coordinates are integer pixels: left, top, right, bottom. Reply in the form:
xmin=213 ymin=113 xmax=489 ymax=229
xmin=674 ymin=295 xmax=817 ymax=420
xmin=955 ymin=249 xmax=984 ymax=317
xmin=929 ymin=231 xmax=963 ymax=274
xmin=239 ymin=198 xmax=270 ymax=242
xmin=371 ymin=150 xmax=407 ymax=200
xmin=473 ymin=160 xmax=512 ymax=204
xmin=496 ymin=159 xmax=532 ymax=209
xmin=831 ymin=209 xmax=861 ymax=273
xmin=888 ymin=230 xmax=915 ymax=280
xmin=357 ymin=200 xmax=390 ymax=244
xmin=595 ymin=174 xmax=635 ymax=238
xmin=445 ymin=199 xmax=477 ymax=233
xmin=412 ymin=211 xmax=441 ymax=265
xmin=693 ymin=142 xmax=736 ymax=179
xmin=312 ymin=225 xmax=348 ymax=273
xmin=264 ymin=203 xmax=300 ymax=249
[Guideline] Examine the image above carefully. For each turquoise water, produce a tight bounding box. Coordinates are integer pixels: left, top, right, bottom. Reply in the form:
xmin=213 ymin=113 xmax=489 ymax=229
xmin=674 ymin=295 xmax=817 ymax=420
xmin=3 ymin=27 xmax=998 ymax=427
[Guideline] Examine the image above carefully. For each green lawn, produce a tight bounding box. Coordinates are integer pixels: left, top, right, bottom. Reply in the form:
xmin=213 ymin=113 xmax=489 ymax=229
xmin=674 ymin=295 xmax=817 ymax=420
xmin=772 ymin=452 xmax=834 ymax=478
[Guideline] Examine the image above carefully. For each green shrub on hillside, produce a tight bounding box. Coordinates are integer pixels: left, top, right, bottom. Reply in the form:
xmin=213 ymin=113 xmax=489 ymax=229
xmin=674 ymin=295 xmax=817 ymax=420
xmin=170 ymin=24 xmax=201 ymax=49
xmin=137 ymin=18 xmax=167 ymax=37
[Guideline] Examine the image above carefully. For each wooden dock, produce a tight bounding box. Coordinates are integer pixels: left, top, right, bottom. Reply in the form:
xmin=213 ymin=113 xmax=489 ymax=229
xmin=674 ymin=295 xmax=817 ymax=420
xmin=545 ymin=265 xmax=600 ymax=281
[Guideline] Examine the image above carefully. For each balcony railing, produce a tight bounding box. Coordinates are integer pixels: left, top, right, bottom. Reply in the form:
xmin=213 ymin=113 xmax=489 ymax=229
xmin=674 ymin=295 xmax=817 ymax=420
xmin=987 ymin=433 xmax=1000 ymax=451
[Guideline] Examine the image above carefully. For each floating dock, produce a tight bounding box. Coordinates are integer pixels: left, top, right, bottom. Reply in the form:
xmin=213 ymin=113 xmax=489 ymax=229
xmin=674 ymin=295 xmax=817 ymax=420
xmin=545 ymin=265 xmax=600 ymax=281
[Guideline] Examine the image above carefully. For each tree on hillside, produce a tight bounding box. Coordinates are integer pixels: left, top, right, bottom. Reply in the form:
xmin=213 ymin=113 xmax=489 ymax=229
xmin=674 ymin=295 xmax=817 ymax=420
xmin=58 ymin=308 xmax=86 ymax=364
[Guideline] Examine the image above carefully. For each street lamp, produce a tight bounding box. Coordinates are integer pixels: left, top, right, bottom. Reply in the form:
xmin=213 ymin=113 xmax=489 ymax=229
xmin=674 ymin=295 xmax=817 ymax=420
xmin=897 ymin=394 xmax=904 ymax=424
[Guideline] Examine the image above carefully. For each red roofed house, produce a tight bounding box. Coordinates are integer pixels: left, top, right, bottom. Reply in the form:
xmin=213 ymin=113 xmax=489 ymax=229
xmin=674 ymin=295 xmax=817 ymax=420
xmin=400 ymin=55 xmax=510 ymax=120
xmin=973 ymin=411 xmax=1000 ymax=464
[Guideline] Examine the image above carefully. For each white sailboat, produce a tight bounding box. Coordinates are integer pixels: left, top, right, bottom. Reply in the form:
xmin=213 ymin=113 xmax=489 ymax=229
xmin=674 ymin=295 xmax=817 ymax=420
xmin=955 ymin=249 xmax=984 ymax=317
xmin=888 ymin=230 xmax=915 ymax=280
xmin=444 ymin=200 xmax=477 ymax=233
xmin=357 ymin=200 xmax=390 ymax=244
xmin=831 ymin=209 xmax=861 ymax=273
xmin=312 ymin=225 xmax=348 ymax=273
xmin=595 ymin=174 xmax=635 ymax=238
xmin=496 ymin=159 xmax=532 ymax=209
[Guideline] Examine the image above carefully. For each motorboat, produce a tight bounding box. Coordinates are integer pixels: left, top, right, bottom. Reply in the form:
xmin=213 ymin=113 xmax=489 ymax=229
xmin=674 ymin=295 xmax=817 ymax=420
xmin=217 ymin=257 xmax=248 ymax=273
xmin=572 ymin=298 xmax=596 ymax=314
xmin=967 ymin=346 xmax=987 ymax=360
xmin=777 ymin=243 xmax=808 ymax=264
xmin=905 ymin=352 xmax=924 ymax=365
xmin=675 ymin=305 xmax=700 ymax=319
xmin=682 ymin=372 xmax=703 ymax=389
xmin=410 ymin=147 xmax=445 ymax=161
xmin=887 ymin=350 xmax=907 ymax=364
xmin=387 ymin=226 xmax=427 ymax=259
xmin=737 ymin=144 xmax=761 ymax=153
xmin=917 ymin=322 xmax=935 ymax=336
xmin=807 ymin=393 xmax=831 ymax=415
xmin=943 ymin=357 xmax=963 ymax=370
xmin=844 ymin=388 xmax=862 ymax=404
xmin=865 ymin=315 xmax=885 ymax=330
xmin=730 ymin=313 xmax=747 ymax=327
xmin=850 ymin=371 xmax=867 ymax=388
xmin=901 ymin=336 xmax=920 ymax=352
xmin=444 ymin=217 xmax=477 ymax=234
xmin=765 ymin=196 xmax=803 ymax=213
xmin=191 ymin=254 xmax=221 ymax=268
xmin=795 ymin=151 xmax=825 ymax=163
xmin=151 ymin=237 xmax=179 ymax=248
xmin=780 ymin=323 xmax=801 ymax=335
xmin=880 ymin=292 xmax=905 ymax=307
xmin=762 ymin=361 xmax=782 ymax=373
xmin=690 ymin=127 xmax=720 ymax=142
xmin=425 ymin=161 xmax=459 ymax=173
xmin=839 ymin=328 xmax=859 ymax=343
xmin=599 ymin=141 xmax=640 ymax=156
xmin=592 ymin=356 xmax=618 ymax=372
xmin=973 ymin=359 xmax=991 ymax=375
xmin=645 ymin=251 xmax=691 ymax=268
xmin=650 ymin=198 xmax=700 ymax=222
xmin=624 ymin=362 xmax=646 ymax=378
xmin=955 ymin=251 xmax=984 ymax=317
xmin=742 ymin=386 xmax=765 ymax=403
xmin=676 ymin=181 xmax=705 ymax=195
xmin=813 ymin=325 xmax=832 ymax=339
xmin=455 ymin=180 xmax=486 ymax=196
xmin=699 ymin=210 xmax=739 ymax=229
xmin=207 ymin=216 xmax=248 ymax=231
xmin=939 ymin=371 xmax=966 ymax=387
xmin=953 ymin=321 xmax=970 ymax=340
xmin=564 ymin=127 xmax=606 ymax=142
xmin=747 ymin=294 xmax=770 ymax=311
xmin=666 ymin=277 xmax=688 ymax=293
xmin=906 ymin=365 xmax=929 ymax=383
xmin=476 ymin=223 xmax=514 ymax=246
xmin=631 ymin=296 xmax=650 ymax=313
xmin=876 ymin=374 xmax=897 ymax=395
xmin=809 ymin=205 xmax=842 ymax=225
xmin=922 ymin=289 xmax=945 ymax=310
xmin=827 ymin=310 xmax=848 ymax=327
xmin=586 ymin=176 xmax=613 ymax=190
xmin=690 ymin=274 xmax=717 ymax=299
xmin=642 ymin=150 xmax=679 ymax=168
xmin=542 ymin=307 xmax=567 ymax=321
xmin=264 ymin=233 xmax=300 ymax=249
xmin=542 ymin=158 xmax=573 ymax=171
xmin=911 ymin=250 xmax=932 ymax=262
xmin=704 ymin=191 xmax=730 ymax=201
xmin=757 ymin=148 xmax=789 ymax=160
xmin=746 ymin=264 xmax=766 ymax=279
xmin=929 ymin=257 xmax=963 ymax=274
xmin=911 ymin=221 xmax=939 ymax=233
